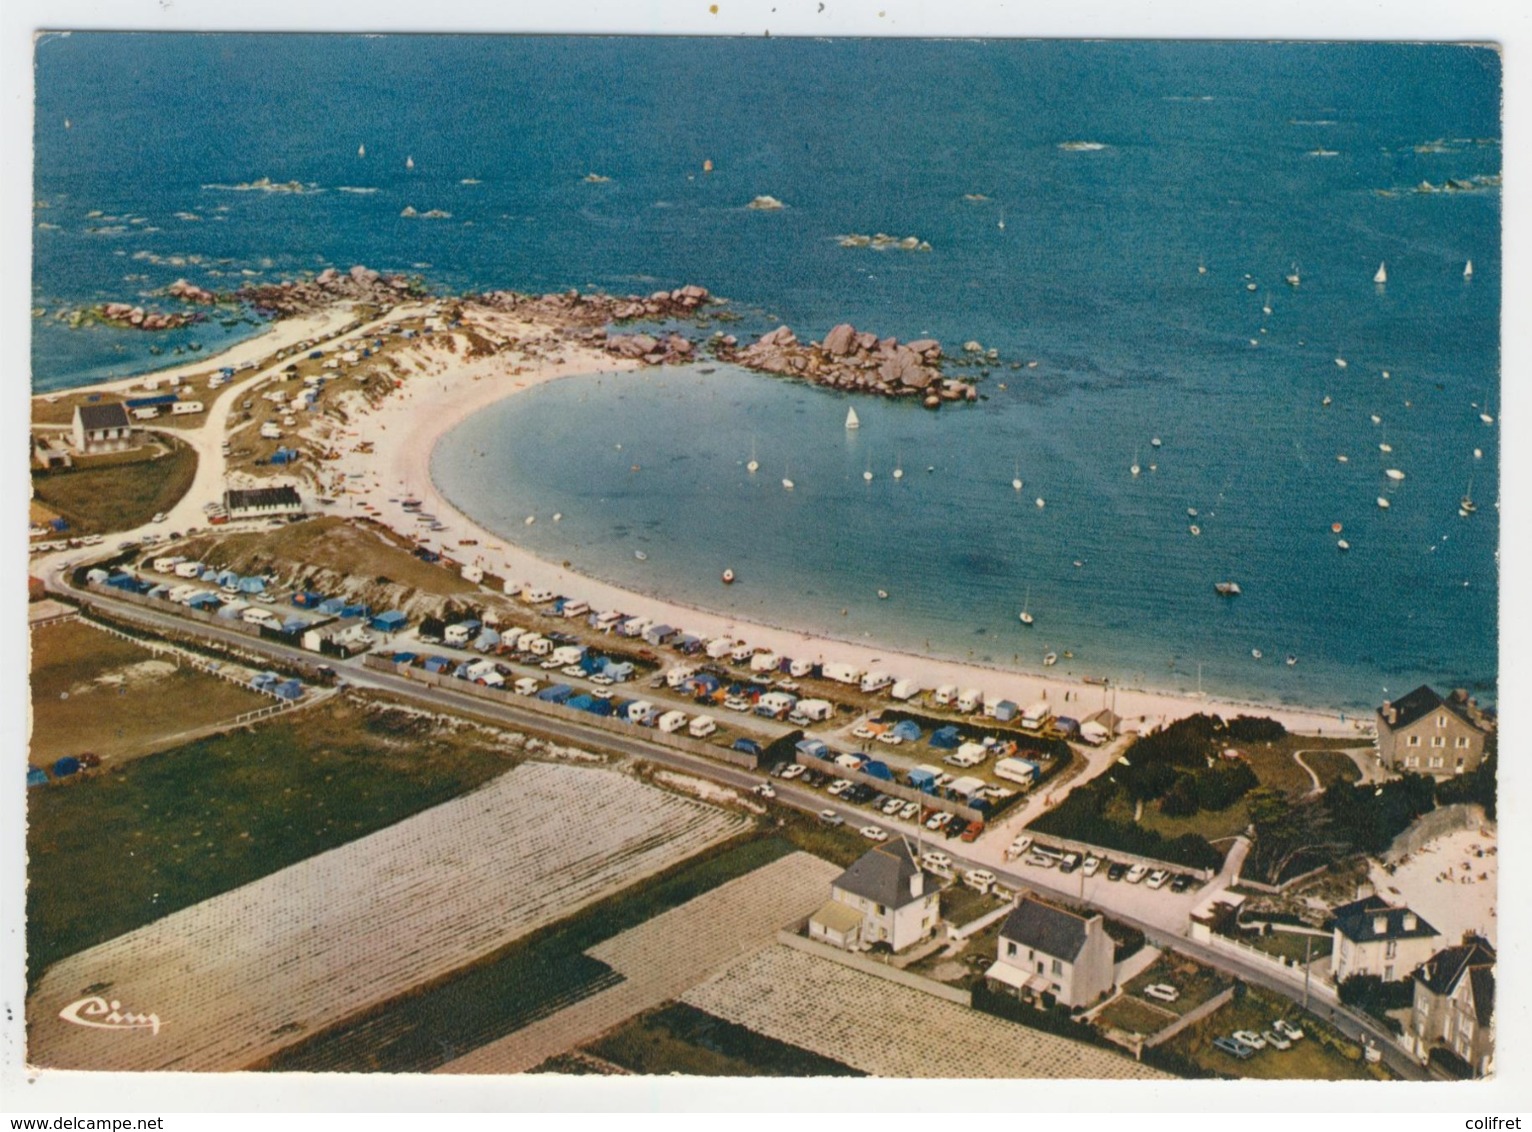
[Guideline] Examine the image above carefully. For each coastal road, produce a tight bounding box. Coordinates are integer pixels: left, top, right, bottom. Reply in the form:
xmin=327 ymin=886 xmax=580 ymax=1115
xmin=46 ymin=572 xmax=1429 ymax=1081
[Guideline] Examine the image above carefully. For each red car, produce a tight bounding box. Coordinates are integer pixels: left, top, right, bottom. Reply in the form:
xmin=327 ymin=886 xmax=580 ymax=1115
xmin=959 ymin=820 xmax=985 ymax=843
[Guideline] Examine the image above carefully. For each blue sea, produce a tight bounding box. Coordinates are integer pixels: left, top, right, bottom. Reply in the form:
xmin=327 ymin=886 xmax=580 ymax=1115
xmin=33 ymin=36 xmax=1500 ymax=713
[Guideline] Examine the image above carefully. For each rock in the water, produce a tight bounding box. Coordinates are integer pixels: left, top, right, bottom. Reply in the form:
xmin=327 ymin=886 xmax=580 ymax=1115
xmin=823 ymin=323 xmax=857 ymax=356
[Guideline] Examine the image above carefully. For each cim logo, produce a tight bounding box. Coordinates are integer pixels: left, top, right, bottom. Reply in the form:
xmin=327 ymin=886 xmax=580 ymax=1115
xmin=59 ymin=995 xmax=162 ymax=1036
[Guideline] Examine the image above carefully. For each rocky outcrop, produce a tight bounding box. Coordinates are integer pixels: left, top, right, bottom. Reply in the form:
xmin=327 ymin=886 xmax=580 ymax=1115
xmin=236 ymin=264 xmax=430 ymax=316
xmin=474 ymin=284 xmax=714 ymax=328
xmin=718 ymin=322 xmax=976 ymax=408
xmin=95 ymin=302 xmax=203 ymax=331
xmin=604 ymin=332 xmax=694 ymax=366
xmin=165 ymin=278 xmax=218 ymax=304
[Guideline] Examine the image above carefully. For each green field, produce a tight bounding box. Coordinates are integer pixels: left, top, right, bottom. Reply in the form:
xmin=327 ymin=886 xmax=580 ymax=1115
xmin=586 ymin=1002 xmax=864 ymax=1077
xmin=262 ymin=835 xmax=799 ymax=1073
xmin=1301 ymin=749 xmax=1365 ymax=788
xmin=29 ymin=619 xmax=267 ymax=765
xmin=1095 ymin=995 xmax=1178 ymax=1038
xmin=1244 ymin=930 xmax=1332 ymax=964
xmin=25 ymin=695 xmax=516 ymax=981
xmin=1122 ymin=954 xmax=1231 ymax=1018
xmin=31 ymin=435 xmax=196 ymax=535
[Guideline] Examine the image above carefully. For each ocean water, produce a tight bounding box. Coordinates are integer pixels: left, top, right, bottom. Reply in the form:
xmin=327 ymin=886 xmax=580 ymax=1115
xmin=34 ymin=36 xmax=1500 ymax=712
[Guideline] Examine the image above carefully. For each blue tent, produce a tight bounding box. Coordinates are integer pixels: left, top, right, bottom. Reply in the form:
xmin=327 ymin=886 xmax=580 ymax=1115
xmin=1054 ymin=716 xmax=1080 ymax=738
xmin=906 ymin=767 xmax=938 ymax=792
xmin=188 ymin=592 xmax=221 ymax=610
xmin=237 ymin=577 xmax=266 ymax=594
xmin=272 ymin=679 xmax=304 ymax=700
xmin=423 ymin=656 xmax=451 ymax=674
xmin=251 ymin=671 xmax=280 ymax=689
xmin=52 ymin=756 xmax=82 ymax=778
xmin=27 ymin=766 xmax=49 ymax=788
xmin=687 ymin=673 xmax=722 ymax=696
xmin=200 ymin=568 xmax=220 ymax=582
xmin=216 ymin=569 xmax=240 ymax=588
xmin=601 ymin=660 xmax=634 ymax=682
xmin=280 ymin=617 xmax=307 ymax=634
xmin=992 ymin=699 xmax=1019 ymax=722
xmin=890 ymin=719 xmax=922 ymax=742
xmin=473 ymin=629 xmax=501 ymax=651
xmin=862 ymin=760 xmax=893 ymax=781
xmin=317 ymin=597 xmax=347 ymax=616
xmin=370 ymin=610 xmax=407 ymax=633
xmin=537 ymin=683 xmax=574 ymax=704
xmin=292 ymin=591 xmax=325 ymax=608
xmin=930 ymin=725 xmax=961 ymax=749
xmin=148 ymin=583 xmax=171 ymax=599
xmin=795 ymin=738 xmax=829 ymax=760
xmin=390 ymin=651 xmax=418 ymax=664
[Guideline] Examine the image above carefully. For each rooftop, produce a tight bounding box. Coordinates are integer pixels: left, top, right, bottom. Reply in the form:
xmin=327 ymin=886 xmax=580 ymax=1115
xmin=1332 ymin=895 xmax=1439 ymax=944
xmin=1000 ymin=894 xmax=1098 ymax=962
xmin=832 ymin=838 xmax=933 ymax=910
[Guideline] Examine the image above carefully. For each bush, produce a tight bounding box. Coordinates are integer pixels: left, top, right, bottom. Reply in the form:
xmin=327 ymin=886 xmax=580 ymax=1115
xmin=971 ymin=984 xmax=1109 ymax=1048
xmin=1435 ymin=747 xmax=1496 ymax=820
xmin=1159 ymin=775 xmax=1200 ymax=817
xmin=1226 ymin=716 xmax=1287 ymax=743
xmin=1030 ymin=781 xmax=1224 ymax=870
xmin=1337 ymin=973 xmax=1414 ymax=1030
xmin=1193 ymin=761 xmax=1259 ymax=812
xmin=1323 ymin=775 xmax=1437 ymax=854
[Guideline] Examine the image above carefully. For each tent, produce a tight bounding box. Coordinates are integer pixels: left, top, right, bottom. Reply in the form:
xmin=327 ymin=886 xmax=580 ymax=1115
xmin=27 ymin=766 xmax=49 ymax=788
xmin=890 ymin=719 xmax=922 ymax=742
xmin=930 ymin=725 xmax=962 ymax=749
xmin=52 ymin=756 xmax=82 ymax=778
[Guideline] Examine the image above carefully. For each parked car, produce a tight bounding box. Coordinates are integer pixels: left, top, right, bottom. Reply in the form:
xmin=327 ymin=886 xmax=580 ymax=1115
xmin=1169 ymin=873 xmax=1195 ymax=893
xmin=852 ymin=726 xmax=876 ymax=740
xmin=1126 ymin=864 xmax=1149 ymax=884
xmin=827 ymin=779 xmax=852 ymax=797
xmin=920 ymin=851 xmax=952 ymax=873
xmin=733 ymin=738 xmax=763 ymax=758
xmin=1106 ymin=862 xmax=1128 ymax=882
xmin=963 ymin=869 xmax=996 ymax=893
xmin=1005 ymin=835 xmax=1034 ymax=860
xmin=753 ymin=783 xmax=776 ymax=799
xmin=860 ymin=825 xmax=889 ymax=842
xmin=960 ymin=820 xmax=984 ymax=843
xmin=1231 ymin=1030 xmax=1267 ymax=1051
xmin=1059 ymin=852 xmax=1082 ymax=874
xmin=1212 ymin=1036 xmax=1255 ymax=1061
xmin=881 ymin=797 xmax=902 ymax=815
xmin=1262 ymin=1030 xmax=1292 ymax=1051
xmin=925 ymin=812 xmax=951 ymax=832
xmin=724 ymin=696 xmax=752 ymax=712
xmin=1146 ymin=869 xmax=1171 ymax=889
xmin=1026 ymin=851 xmax=1056 ymax=869
xmin=779 ymin=763 xmax=806 ymax=780
xmin=561 ymin=664 xmax=586 ymax=678
xmin=1142 ymin=984 xmax=1179 ymax=1004
xmin=590 ymin=673 xmax=615 ymax=686
xmin=1271 ymin=1019 xmax=1305 ymax=1043
xmin=943 ymin=818 xmax=967 ymax=840
xmin=1082 ymin=855 xmax=1102 ymax=877
xmin=898 ymin=800 xmax=919 ymax=820
xmin=818 ymin=810 xmax=844 ymax=826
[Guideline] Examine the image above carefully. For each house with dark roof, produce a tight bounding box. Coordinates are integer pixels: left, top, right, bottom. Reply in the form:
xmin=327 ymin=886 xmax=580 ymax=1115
xmin=1329 ymin=895 xmax=1442 ymax=984
xmin=808 ymin=838 xmax=940 ymax=953
xmin=71 ymin=401 xmax=136 ymax=453
xmin=1376 ymin=685 xmax=1491 ymax=777
xmin=224 ymin=485 xmax=304 ymax=521
xmin=1410 ymin=934 xmax=1495 ymax=1077
xmin=986 ymin=894 xmax=1115 ymax=1009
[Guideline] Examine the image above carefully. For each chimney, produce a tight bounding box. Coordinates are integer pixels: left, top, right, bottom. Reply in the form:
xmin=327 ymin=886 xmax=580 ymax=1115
xmin=1373 ymin=915 xmax=1389 ymax=935
xmin=1381 ymin=701 xmax=1396 ymax=725
xmin=1403 ymin=913 xmax=1417 ymax=932
xmin=910 ymin=871 xmax=923 ymax=898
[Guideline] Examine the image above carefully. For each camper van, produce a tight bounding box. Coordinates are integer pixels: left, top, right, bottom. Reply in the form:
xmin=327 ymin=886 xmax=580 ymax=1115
xmin=172 ymin=400 xmax=205 ymax=415
xmin=1021 ymin=701 xmax=1053 ymax=730
xmin=656 ymin=710 xmax=688 ymax=734
xmin=933 ymin=684 xmax=958 ymax=706
xmin=687 ymin=715 xmax=717 ymax=739
xmin=822 ymin=662 xmax=863 ymax=686
xmin=749 ymin=651 xmax=779 ymax=674
xmin=520 ymin=587 xmax=555 ymax=605
xmin=788 ymin=657 xmax=817 ymax=678
xmin=890 ymin=679 xmax=922 ymax=701
xmin=956 ymin=688 xmax=984 ymax=713
xmin=860 ymin=671 xmax=894 ymax=694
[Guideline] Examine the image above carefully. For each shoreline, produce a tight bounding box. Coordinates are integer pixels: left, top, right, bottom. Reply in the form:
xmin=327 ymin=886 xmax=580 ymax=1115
xmin=325 ymin=305 xmax=1364 ymax=739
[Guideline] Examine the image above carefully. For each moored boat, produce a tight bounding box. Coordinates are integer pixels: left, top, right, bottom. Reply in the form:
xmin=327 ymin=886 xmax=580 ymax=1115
xmin=1214 ymin=581 xmax=1241 ymax=596
xmin=722 ymin=568 xmax=736 ymax=584
xmin=845 ymin=406 xmax=860 ymax=430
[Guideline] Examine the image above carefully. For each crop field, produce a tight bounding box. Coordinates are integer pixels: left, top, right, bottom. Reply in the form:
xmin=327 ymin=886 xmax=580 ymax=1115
xmin=27 ymin=761 xmax=748 ymax=1072
xmin=29 ymin=619 xmax=267 ymax=765
xmin=681 ymin=945 xmax=1172 ymax=1080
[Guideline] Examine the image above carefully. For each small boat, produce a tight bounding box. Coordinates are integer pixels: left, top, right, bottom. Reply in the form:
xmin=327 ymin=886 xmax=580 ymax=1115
xmin=1374 ymin=262 xmax=1387 ymax=285
xmin=703 ymin=158 xmax=713 ymax=173
xmin=722 ymin=568 xmax=736 ymax=584
xmin=877 ymin=589 xmax=889 ymax=600
xmin=747 ymin=438 xmax=759 ymax=474
xmin=1332 ymin=522 xmax=1343 ymax=533
xmin=552 ymin=512 xmax=563 ymax=521
xmin=1335 ymin=357 xmax=1348 ymax=369
xmin=1198 ymin=262 xmax=1207 ymax=274
xmin=782 ymin=477 xmax=794 ymax=491
xmin=1130 ymin=445 xmax=1141 ymax=477
xmin=1043 ymin=652 xmax=1058 ymax=667
xmin=1035 ymin=498 xmax=1046 ymax=509
xmin=406 ymin=155 xmax=414 ymax=169
xmin=863 ymin=469 xmax=874 ymax=482
xmin=1187 ymin=507 xmax=1198 ymax=517
xmin=1461 ymin=474 xmax=1477 ymax=515
xmin=1019 ymin=587 xmax=1034 ymax=626
xmin=893 ymin=453 xmax=904 ymax=480
xmin=845 ymin=406 xmax=860 ymax=430
xmin=1286 ymin=266 xmax=1301 ymax=287
xmin=1337 ymin=454 xmax=1349 ymax=463
xmin=1286 ymin=655 xmax=1298 ymax=666
xmin=1322 ymin=396 xmax=1333 ymax=407
xmin=1189 ymin=524 xmax=1201 ymax=536
xmin=634 ymin=550 xmax=648 ymax=561
xmin=1379 ymin=443 xmax=1393 ymax=453
xmin=1073 ymin=560 xmax=1084 ymax=568
xmin=358 ymin=143 xmax=366 ymax=157
xmin=1474 ymin=448 xmax=1483 ymax=459
xmin=1464 ymin=259 xmax=1474 ymax=279
xmin=1377 ymin=497 xmax=1390 ymax=509
xmin=1012 ymin=460 xmax=1023 ymax=491
xmin=1384 ymin=469 xmax=1405 ymax=483
xmin=1338 ymin=539 xmax=1350 ymax=551
xmin=1246 ymin=282 xmax=1258 ymax=292
xmin=1214 ymin=582 xmax=1241 ymax=596
xmin=1151 ymin=437 xmax=1162 ymax=448
xmin=1371 ymin=414 xmax=1382 ymax=424
xmin=1480 ymin=409 xmax=1494 ymax=425
xmin=1262 ymin=295 xmax=1273 ymax=315
xmin=524 ymin=515 xmax=536 ymax=525
xmin=1252 ymin=649 xmax=1263 ymax=660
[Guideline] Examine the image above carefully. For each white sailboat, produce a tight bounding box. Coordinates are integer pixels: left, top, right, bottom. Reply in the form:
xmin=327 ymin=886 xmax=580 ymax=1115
xmin=1012 ymin=461 xmax=1023 ymax=491
xmin=1286 ymin=265 xmax=1301 ymax=287
xmin=893 ymin=452 xmax=904 ymax=480
xmin=782 ymin=461 xmax=794 ymax=491
xmin=1478 ymin=391 xmax=1494 ymax=425
xmin=1385 ymin=468 xmax=1405 ymax=481
xmin=1460 ymin=473 xmax=1477 ymax=515
xmin=1019 ymin=587 xmax=1034 ymax=626
xmin=358 ymin=143 xmax=366 ymax=158
xmin=1374 ymin=262 xmax=1388 ymax=285
xmin=747 ymin=438 xmax=759 ymax=474
xmin=998 ymin=208 xmax=1006 ymax=231
xmin=863 ymin=455 xmax=873 ymax=483
xmin=845 ymin=406 xmax=860 ymax=430
xmin=1130 ymin=446 xmax=1141 ymax=477
xmin=406 ymin=155 xmax=415 ymax=169
xmin=1464 ymin=259 xmax=1474 ymax=279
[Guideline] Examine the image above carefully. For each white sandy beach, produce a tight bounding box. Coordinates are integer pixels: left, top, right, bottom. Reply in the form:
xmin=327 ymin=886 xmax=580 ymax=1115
xmin=321 ymin=306 xmax=1359 ymax=738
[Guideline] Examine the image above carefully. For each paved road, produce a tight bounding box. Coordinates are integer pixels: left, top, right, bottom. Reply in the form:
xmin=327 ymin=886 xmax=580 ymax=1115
xmin=50 ymin=574 xmax=1430 ymax=1081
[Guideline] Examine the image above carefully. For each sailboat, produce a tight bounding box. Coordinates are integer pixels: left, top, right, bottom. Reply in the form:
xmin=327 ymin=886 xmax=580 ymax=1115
xmin=1374 ymin=262 xmax=1388 ymax=285
xmin=845 ymin=406 xmax=860 ymax=430
xmin=1019 ymin=587 xmax=1034 ymax=626
xmin=998 ymin=208 xmax=1006 ymax=231
xmin=406 ymin=155 xmax=415 ymax=169
xmin=1262 ymin=294 xmax=1272 ymax=315
xmin=747 ymin=438 xmax=759 ymax=474
xmin=1130 ymin=446 xmax=1141 ymax=477
xmin=358 ymin=143 xmax=366 ymax=158
xmin=893 ymin=453 xmax=904 ymax=480
xmin=1286 ymin=265 xmax=1301 ymax=287
xmin=1464 ymin=260 xmax=1474 ymax=279
xmin=863 ymin=454 xmax=874 ymax=483
xmin=1479 ymin=391 xmax=1494 ymax=425
xmin=782 ymin=462 xmax=794 ymax=491
xmin=1460 ymin=473 xmax=1477 ymax=515
xmin=1012 ymin=461 xmax=1023 ymax=491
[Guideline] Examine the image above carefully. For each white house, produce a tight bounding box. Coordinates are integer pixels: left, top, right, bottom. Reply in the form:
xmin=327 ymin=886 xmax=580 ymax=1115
xmin=71 ymin=402 xmax=135 ymax=453
xmin=808 ymin=838 xmax=941 ymax=954
xmin=1330 ymin=896 xmax=1442 ymax=984
xmin=986 ymin=894 xmax=1117 ymax=1009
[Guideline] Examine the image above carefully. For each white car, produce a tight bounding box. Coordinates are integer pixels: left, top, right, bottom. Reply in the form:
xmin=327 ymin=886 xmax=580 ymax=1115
xmin=1146 ymin=869 xmax=1171 ymax=889
xmin=753 ymin=783 xmax=777 ymax=799
xmin=818 ymin=810 xmax=844 ymax=827
xmin=151 ymin=512 xmax=167 ymax=523
xmin=920 ymin=850 xmax=952 ymax=872
xmin=590 ymin=674 xmax=615 ymax=686
xmin=1026 ymin=851 xmax=1057 ymax=869
xmin=1263 ymin=1030 xmax=1292 ymax=1051
xmin=860 ymin=825 xmax=889 ymax=842
xmin=963 ymin=869 xmax=996 ymax=893
xmin=1005 ymin=835 xmax=1034 ymax=860
xmin=1126 ymin=864 xmax=1150 ymax=884
xmin=899 ymin=801 xmax=920 ymax=820
xmin=1142 ymin=984 xmax=1180 ymax=1004
xmin=852 ymin=726 xmax=876 ymax=740
xmin=827 ymin=780 xmax=852 ymax=797
xmin=1231 ymin=1030 xmax=1267 ymax=1051
xmin=1082 ymin=855 xmax=1102 ymax=877
xmin=881 ymin=798 xmax=902 ymax=815
xmin=876 ymin=733 xmax=903 ymax=745
xmin=1271 ymin=1019 xmax=1305 ymax=1042
xmin=561 ymin=664 xmax=586 ymax=678
xmin=925 ymin=812 xmax=950 ymax=831
xmin=780 ymin=764 xmax=806 ymax=781
xmin=725 ymin=696 xmax=752 ymax=712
